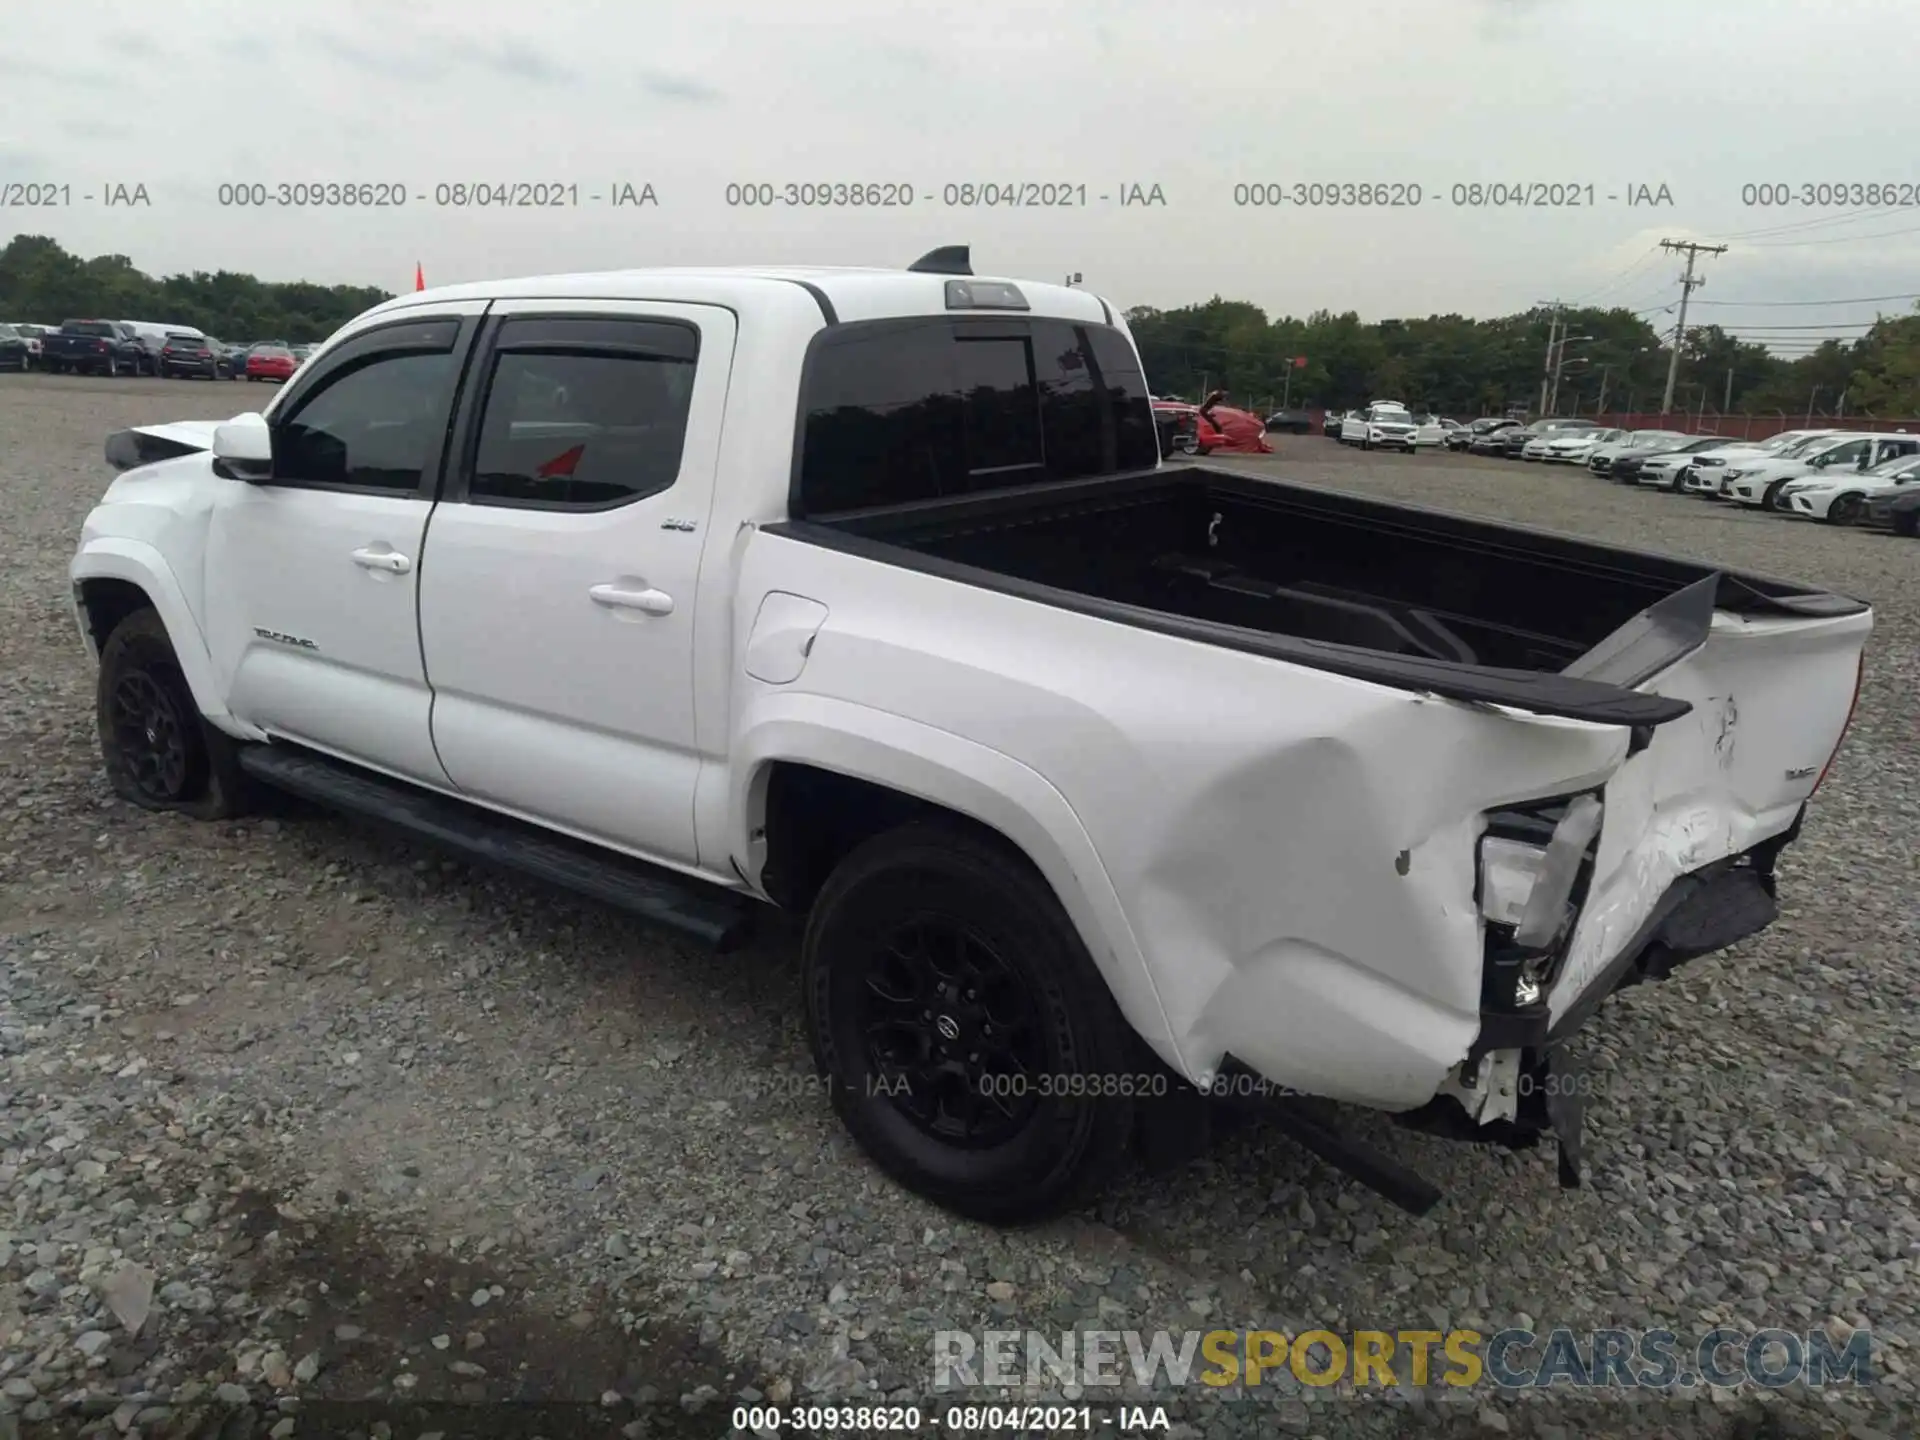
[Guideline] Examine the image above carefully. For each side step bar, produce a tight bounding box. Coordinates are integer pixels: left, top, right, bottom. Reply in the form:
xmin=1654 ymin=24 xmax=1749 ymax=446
xmin=237 ymin=745 xmax=757 ymax=951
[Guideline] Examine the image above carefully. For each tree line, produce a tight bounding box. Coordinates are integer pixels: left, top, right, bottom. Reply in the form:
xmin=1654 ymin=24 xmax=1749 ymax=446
xmin=0 ymin=235 xmax=392 ymax=346
xmin=1124 ymin=297 xmax=1920 ymax=420
xmin=6 ymin=233 xmax=1916 ymax=416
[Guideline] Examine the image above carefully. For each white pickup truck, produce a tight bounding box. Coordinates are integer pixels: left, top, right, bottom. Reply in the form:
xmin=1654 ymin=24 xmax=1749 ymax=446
xmin=72 ymin=249 xmax=1873 ymax=1223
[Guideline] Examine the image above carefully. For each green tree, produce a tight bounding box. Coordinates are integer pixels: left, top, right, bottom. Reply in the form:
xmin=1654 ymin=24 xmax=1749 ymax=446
xmin=0 ymin=235 xmax=393 ymax=344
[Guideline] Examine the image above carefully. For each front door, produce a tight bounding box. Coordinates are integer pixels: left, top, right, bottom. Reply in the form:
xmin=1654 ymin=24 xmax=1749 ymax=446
xmin=201 ymin=307 xmax=485 ymax=784
xmin=417 ymin=302 xmax=736 ymax=870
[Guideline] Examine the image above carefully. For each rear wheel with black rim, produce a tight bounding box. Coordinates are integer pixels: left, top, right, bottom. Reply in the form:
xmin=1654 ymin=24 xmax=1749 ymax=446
xmin=1826 ymin=493 xmax=1864 ymax=525
xmin=803 ymin=822 xmax=1136 ymax=1224
xmin=97 ymin=608 xmax=251 ymax=820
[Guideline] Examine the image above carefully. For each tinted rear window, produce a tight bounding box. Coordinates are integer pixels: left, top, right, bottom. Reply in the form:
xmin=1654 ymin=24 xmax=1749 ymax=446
xmin=796 ymin=317 xmax=1158 ymax=516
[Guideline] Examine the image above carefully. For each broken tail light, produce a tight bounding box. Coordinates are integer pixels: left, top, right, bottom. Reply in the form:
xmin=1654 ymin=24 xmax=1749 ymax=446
xmin=1476 ymin=793 xmax=1605 ymax=1009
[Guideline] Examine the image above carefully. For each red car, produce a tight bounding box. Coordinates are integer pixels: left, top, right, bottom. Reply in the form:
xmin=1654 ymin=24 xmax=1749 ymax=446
xmin=245 ymin=346 xmax=298 ymax=382
xmin=1152 ymin=392 xmax=1273 ymax=457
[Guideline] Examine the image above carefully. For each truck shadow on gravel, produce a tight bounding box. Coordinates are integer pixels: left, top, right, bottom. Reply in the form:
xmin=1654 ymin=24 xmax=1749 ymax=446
xmin=155 ymin=1187 xmax=757 ymax=1439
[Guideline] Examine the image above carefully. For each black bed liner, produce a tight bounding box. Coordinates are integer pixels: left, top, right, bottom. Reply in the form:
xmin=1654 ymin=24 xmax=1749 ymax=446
xmin=766 ymin=466 xmax=1866 ymax=730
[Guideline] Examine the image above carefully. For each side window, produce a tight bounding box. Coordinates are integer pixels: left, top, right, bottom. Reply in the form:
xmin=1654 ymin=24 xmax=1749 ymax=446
xmin=274 ymin=348 xmax=458 ymax=492
xmin=1822 ymin=440 xmax=1866 ymax=466
xmin=468 ymin=319 xmax=698 ymax=509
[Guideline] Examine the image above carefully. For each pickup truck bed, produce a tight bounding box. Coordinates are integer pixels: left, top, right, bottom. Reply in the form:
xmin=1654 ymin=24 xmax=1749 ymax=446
xmin=773 ymin=465 xmax=1861 ymax=727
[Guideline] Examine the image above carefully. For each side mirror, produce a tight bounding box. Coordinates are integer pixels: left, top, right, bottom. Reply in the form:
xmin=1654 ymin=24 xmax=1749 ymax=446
xmin=211 ymin=421 xmax=274 ymax=483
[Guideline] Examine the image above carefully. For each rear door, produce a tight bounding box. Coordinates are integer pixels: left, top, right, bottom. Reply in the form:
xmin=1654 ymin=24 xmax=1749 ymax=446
xmin=201 ymin=307 xmax=486 ymax=784
xmin=417 ymin=302 xmax=737 ymax=869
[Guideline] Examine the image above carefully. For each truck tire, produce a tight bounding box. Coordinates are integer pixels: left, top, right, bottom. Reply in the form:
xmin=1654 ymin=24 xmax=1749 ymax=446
xmin=96 ymin=608 xmax=251 ymax=821
xmin=803 ymin=821 xmax=1135 ymax=1224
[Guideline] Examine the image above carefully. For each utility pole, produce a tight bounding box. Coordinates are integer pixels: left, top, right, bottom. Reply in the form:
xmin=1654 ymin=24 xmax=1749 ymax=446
xmin=1724 ymin=366 xmax=1734 ymax=415
xmin=1537 ymin=304 xmax=1562 ymax=416
xmin=1658 ymin=239 xmax=1727 ymax=414
xmin=1596 ymin=364 xmax=1611 ymax=416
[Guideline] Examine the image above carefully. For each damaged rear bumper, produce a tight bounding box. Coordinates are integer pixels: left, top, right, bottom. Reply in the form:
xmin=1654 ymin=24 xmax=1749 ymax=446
xmin=1200 ymin=818 xmax=1797 ymax=1214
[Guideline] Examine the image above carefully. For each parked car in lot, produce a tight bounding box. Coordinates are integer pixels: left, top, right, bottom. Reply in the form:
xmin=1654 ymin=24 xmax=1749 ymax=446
xmin=1628 ymin=436 xmax=1733 ymax=489
xmin=69 ymin=252 xmax=1875 ymax=1220
xmin=1681 ymin=430 xmax=1845 ymax=496
xmin=1264 ymin=408 xmax=1313 ymax=435
xmin=0 ymin=323 xmax=31 ymax=371
xmin=1340 ymin=401 xmax=1417 ymax=450
xmin=244 ymin=346 xmax=299 ymax=382
xmin=1322 ymin=409 xmax=1346 ymax=437
xmin=1722 ymin=433 xmax=1920 ymax=509
xmin=1506 ymin=418 xmax=1597 ymax=460
xmin=1460 ymin=418 xmax=1520 ymax=453
xmin=42 ymin=320 xmax=146 ymax=376
xmin=3 ymin=322 xmax=47 ymax=368
xmin=1680 ymin=432 xmax=1838 ymax=496
xmin=1777 ymin=450 xmax=1920 ymax=525
xmin=160 ymin=333 xmax=223 ymax=379
xmin=1540 ymin=426 xmax=1625 ymax=464
xmin=1586 ymin=430 xmax=1689 ymax=476
xmin=1412 ymin=416 xmax=1463 ymax=449
xmin=123 ymin=322 xmax=207 ymax=376
xmin=1865 ymin=484 xmax=1920 ymax=535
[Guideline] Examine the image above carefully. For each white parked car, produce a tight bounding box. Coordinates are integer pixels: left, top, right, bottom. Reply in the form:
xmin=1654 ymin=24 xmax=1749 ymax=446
xmin=1340 ymin=401 xmax=1418 ymax=450
xmin=1777 ymin=449 xmax=1920 ymax=523
xmin=1681 ymin=432 xmax=1839 ymax=497
xmin=1541 ymin=426 xmax=1625 ymax=464
xmin=1680 ymin=430 xmax=1846 ymax=495
xmin=1722 ymin=433 xmax=1920 ymax=510
xmin=69 ymin=251 xmax=1874 ymax=1221
xmin=1412 ymin=416 xmax=1462 ymax=448
xmin=1521 ymin=420 xmax=1599 ymax=461
xmin=1586 ymin=430 xmax=1689 ymax=476
xmin=1633 ymin=436 xmax=1733 ymax=490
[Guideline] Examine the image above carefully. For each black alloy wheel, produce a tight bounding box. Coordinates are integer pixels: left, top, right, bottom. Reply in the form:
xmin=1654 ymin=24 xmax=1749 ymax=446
xmin=96 ymin=608 xmax=251 ymax=820
xmin=804 ymin=822 xmax=1139 ymax=1223
xmin=857 ymin=914 xmax=1048 ymax=1148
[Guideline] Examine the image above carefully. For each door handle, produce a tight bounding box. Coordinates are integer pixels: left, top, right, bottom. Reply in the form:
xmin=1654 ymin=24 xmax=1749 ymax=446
xmin=589 ymin=583 xmax=674 ymax=616
xmin=351 ymin=546 xmax=412 ymax=574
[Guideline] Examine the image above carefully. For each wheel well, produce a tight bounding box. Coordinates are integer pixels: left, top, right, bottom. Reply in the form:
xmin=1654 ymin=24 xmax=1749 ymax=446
xmin=756 ymin=762 xmax=1032 ymax=914
xmin=77 ymin=578 xmax=153 ymax=654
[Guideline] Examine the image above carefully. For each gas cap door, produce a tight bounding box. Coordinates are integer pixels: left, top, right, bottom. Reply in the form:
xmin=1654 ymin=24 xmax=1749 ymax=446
xmin=744 ymin=592 xmax=830 ymax=684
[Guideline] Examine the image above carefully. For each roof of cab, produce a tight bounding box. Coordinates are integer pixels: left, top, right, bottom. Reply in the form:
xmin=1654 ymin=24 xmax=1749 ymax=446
xmin=360 ymin=266 xmax=1120 ymax=330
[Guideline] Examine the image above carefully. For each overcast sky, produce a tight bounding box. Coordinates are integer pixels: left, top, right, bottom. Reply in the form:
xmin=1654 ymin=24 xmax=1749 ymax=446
xmin=5 ymin=0 xmax=1918 ymax=350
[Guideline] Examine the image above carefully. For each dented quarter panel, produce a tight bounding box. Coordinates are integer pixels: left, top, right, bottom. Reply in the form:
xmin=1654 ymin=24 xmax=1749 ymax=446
xmin=733 ymin=534 xmax=1642 ymax=1106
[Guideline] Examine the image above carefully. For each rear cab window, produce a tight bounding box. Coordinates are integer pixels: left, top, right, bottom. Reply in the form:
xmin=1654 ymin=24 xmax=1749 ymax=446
xmin=795 ymin=316 xmax=1158 ymax=517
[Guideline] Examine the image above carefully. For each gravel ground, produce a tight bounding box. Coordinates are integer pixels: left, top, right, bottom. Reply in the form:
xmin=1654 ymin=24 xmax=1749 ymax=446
xmin=2 ymin=374 xmax=1915 ymax=1439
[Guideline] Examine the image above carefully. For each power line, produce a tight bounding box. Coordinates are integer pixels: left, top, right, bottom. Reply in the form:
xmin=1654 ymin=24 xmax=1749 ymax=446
xmin=1688 ymin=291 xmax=1920 ymax=307
xmin=1744 ymin=222 xmax=1920 ymax=248
xmin=1705 ymin=206 xmax=1918 ymax=242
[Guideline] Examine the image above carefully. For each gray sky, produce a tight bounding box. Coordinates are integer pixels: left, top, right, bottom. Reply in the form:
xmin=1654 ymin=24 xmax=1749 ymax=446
xmin=5 ymin=0 xmax=1918 ymax=350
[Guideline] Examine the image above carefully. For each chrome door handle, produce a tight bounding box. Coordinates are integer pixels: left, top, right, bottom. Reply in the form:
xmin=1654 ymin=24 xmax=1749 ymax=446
xmin=351 ymin=547 xmax=412 ymax=574
xmin=589 ymin=583 xmax=674 ymax=616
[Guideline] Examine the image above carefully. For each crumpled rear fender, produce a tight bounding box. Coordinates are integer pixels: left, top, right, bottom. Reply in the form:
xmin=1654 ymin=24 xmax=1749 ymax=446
xmin=731 ymin=691 xmax=1183 ymax=1071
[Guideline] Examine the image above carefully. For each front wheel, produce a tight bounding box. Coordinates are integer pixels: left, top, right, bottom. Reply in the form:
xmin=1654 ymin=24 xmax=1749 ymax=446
xmin=96 ymin=608 xmax=251 ymax=821
xmin=1826 ymin=493 xmax=1864 ymax=525
xmin=803 ymin=822 xmax=1136 ymax=1224
xmin=1894 ymin=511 xmax=1918 ymax=537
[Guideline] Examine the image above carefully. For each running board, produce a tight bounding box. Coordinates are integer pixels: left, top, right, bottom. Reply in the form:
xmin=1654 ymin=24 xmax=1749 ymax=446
xmin=237 ymin=745 xmax=757 ymax=951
